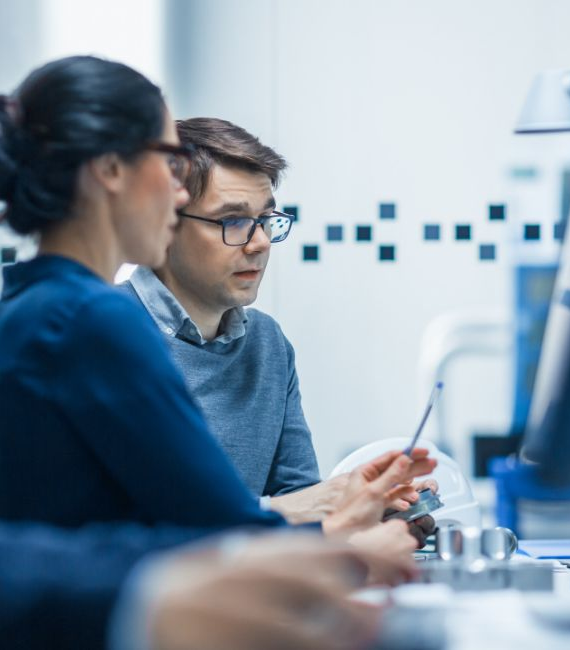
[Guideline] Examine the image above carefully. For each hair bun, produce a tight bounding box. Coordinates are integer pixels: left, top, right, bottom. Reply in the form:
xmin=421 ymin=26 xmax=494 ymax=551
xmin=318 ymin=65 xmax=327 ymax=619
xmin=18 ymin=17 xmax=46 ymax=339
xmin=0 ymin=96 xmax=42 ymax=203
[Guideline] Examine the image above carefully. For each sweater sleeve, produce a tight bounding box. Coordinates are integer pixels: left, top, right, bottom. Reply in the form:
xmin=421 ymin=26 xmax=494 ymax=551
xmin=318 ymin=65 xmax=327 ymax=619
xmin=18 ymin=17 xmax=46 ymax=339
xmin=0 ymin=521 xmax=223 ymax=650
xmin=54 ymin=293 xmax=285 ymax=529
xmin=263 ymin=335 xmax=321 ymax=496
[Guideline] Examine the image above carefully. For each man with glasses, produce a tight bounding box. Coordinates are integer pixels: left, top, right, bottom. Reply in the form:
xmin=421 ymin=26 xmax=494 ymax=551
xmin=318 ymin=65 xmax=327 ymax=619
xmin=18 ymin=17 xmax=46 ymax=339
xmin=123 ymin=118 xmax=328 ymax=521
xmin=123 ymin=118 xmax=436 ymax=540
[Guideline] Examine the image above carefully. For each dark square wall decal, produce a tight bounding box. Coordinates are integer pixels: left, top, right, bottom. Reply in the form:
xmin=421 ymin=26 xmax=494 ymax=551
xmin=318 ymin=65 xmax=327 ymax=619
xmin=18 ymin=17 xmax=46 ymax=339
xmin=424 ymin=224 xmax=440 ymax=241
xmin=554 ymin=222 xmax=566 ymax=241
xmin=379 ymin=203 xmax=396 ymax=220
xmin=479 ymin=244 xmax=496 ymax=261
xmin=302 ymin=245 xmax=319 ymax=261
xmin=356 ymin=225 xmax=372 ymax=241
xmin=0 ymin=247 xmax=16 ymax=264
xmin=524 ymin=224 xmax=541 ymax=240
xmin=326 ymin=225 xmax=343 ymax=241
xmin=489 ymin=205 xmax=506 ymax=221
xmin=379 ymin=245 xmax=396 ymax=261
xmin=283 ymin=205 xmax=299 ymax=222
xmin=455 ymin=224 xmax=471 ymax=240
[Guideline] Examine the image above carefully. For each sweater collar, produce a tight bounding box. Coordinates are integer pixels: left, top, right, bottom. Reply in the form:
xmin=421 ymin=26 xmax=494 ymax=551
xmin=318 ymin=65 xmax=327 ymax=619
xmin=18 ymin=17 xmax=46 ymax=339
xmin=2 ymin=254 xmax=103 ymax=299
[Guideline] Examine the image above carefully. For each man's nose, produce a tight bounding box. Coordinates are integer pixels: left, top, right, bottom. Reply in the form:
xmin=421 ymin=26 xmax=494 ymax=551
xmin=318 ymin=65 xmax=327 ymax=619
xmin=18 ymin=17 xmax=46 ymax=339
xmin=244 ymin=222 xmax=271 ymax=253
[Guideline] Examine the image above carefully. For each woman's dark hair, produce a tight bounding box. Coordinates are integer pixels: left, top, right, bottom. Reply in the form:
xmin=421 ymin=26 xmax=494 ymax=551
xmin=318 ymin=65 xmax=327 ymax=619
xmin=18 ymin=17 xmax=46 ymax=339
xmin=0 ymin=55 xmax=165 ymax=235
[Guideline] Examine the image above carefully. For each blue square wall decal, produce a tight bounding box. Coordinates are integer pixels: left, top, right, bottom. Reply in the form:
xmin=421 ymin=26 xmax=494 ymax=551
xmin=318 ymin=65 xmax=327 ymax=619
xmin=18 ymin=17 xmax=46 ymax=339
xmin=356 ymin=225 xmax=372 ymax=241
xmin=455 ymin=224 xmax=471 ymax=240
xmin=379 ymin=245 xmax=396 ymax=261
xmin=524 ymin=224 xmax=541 ymax=240
xmin=327 ymin=225 xmax=343 ymax=242
xmin=554 ymin=222 xmax=566 ymax=241
xmin=479 ymin=244 xmax=496 ymax=261
xmin=283 ymin=205 xmax=298 ymax=222
xmin=379 ymin=203 xmax=396 ymax=220
xmin=489 ymin=205 xmax=506 ymax=221
xmin=303 ymin=245 xmax=319 ymax=261
xmin=0 ymin=247 xmax=16 ymax=264
xmin=424 ymin=224 xmax=440 ymax=241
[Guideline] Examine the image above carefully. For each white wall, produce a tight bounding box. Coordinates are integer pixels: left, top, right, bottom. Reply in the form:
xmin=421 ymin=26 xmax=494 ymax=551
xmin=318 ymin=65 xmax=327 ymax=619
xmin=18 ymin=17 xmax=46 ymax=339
xmin=41 ymin=0 xmax=163 ymax=82
xmin=0 ymin=0 xmax=164 ymax=88
xmin=165 ymin=0 xmax=570 ymax=475
xmin=0 ymin=0 xmax=165 ymax=279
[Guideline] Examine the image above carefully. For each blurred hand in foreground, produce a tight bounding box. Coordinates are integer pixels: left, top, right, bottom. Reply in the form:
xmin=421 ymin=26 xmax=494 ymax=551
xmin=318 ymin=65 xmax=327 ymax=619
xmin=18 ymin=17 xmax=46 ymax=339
xmin=346 ymin=519 xmax=419 ymax=586
xmin=143 ymin=533 xmax=381 ymax=650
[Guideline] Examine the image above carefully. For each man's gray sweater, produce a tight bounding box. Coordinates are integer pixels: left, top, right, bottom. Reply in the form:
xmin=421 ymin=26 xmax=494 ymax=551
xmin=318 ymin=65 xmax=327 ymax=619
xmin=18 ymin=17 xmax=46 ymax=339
xmin=122 ymin=266 xmax=320 ymax=497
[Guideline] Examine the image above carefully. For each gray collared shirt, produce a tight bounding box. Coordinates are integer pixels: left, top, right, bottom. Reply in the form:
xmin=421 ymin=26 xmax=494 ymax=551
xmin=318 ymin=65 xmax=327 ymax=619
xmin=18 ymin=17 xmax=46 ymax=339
xmin=128 ymin=265 xmax=247 ymax=346
xmin=122 ymin=267 xmax=320 ymax=496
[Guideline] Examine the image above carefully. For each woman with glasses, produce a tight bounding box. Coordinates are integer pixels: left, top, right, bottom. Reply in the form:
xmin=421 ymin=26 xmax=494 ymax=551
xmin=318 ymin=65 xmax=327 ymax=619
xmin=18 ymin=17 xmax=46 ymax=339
xmin=0 ymin=55 xmax=285 ymax=529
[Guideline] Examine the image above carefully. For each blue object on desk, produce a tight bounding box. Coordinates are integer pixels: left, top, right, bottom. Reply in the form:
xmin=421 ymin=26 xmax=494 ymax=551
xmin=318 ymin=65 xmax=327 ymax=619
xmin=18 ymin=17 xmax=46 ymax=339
xmin=518 ymin=539 xmax=570 ymax=559
xmin=490 ymin=457 xmax=570 ymax=537
xmin=512 ymin=264 xmax=557 ymax=434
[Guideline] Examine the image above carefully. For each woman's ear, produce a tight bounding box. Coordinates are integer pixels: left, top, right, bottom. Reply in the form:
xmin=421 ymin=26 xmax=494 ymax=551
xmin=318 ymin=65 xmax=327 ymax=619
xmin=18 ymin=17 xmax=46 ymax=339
xmin=85 ymin=153 xmax=127 ymax=194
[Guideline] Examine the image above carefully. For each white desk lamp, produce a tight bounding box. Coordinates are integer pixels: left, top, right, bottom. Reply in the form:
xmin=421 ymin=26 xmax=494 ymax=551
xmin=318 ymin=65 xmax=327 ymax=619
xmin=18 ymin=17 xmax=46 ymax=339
xmin=515 ymin=69 xmax=570 ymax=133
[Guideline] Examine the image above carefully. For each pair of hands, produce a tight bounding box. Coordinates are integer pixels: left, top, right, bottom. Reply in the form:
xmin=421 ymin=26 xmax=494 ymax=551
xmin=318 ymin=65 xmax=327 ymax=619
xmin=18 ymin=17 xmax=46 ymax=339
xmin=147 ymin=533 xmax=380 ymax=650
xmin=270 ymin=449 xmax=438 ymax=585
xmin=144 ymin=454 xmax=438 ymax=649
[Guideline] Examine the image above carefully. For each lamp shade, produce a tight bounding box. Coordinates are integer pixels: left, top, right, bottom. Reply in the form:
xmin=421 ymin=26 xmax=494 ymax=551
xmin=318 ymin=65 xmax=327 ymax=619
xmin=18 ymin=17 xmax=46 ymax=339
xmin=515 ymin=69 xmax=570 ymax=134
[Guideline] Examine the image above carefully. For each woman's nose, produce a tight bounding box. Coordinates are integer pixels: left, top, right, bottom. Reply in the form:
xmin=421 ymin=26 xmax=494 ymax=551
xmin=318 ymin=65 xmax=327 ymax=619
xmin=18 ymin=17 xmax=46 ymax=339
xmin=174 ymin=186 xmax=190 ymax=210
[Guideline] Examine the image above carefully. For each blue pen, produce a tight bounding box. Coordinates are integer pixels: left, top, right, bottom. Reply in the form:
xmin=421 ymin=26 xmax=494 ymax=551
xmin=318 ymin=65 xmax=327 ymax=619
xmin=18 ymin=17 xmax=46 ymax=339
xmin=403 ymin=381 xmax=444 ymax=456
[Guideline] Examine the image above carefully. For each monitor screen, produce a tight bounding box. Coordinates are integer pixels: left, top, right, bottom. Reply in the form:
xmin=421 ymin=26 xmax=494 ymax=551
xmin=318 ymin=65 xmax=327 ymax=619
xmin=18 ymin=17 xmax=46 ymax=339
xmin=523 ymin=226 xmax=570 ymax=485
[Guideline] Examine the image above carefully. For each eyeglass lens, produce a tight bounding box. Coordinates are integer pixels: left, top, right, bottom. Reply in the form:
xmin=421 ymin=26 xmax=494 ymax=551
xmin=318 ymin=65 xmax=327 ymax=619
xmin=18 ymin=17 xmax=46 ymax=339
xmin=223 ymin=215 xmax=291 ymax=245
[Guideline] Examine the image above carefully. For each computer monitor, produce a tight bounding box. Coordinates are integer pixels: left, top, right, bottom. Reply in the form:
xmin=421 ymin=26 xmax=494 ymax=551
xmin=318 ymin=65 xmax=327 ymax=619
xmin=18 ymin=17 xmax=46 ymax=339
xmin=523 ymin=224 xmax=570 ymax=486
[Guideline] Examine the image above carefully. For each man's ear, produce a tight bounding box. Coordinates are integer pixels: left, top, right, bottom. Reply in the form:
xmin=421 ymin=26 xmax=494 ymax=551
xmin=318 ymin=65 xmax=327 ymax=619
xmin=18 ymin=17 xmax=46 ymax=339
xmin=86 ymin=153 xmax=128 ymax=194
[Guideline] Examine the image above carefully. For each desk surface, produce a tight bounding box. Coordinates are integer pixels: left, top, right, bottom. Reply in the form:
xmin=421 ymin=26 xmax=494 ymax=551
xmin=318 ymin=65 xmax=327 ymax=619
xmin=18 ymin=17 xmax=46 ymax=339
xmin=358 ymin=561 xmax=570 ymax=649
xmin=446 ymin=586 xmax=570 ymax=650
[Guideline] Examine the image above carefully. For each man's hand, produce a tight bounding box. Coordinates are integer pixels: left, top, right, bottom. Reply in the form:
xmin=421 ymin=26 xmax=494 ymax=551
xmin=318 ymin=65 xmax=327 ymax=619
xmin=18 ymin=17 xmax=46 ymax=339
xmin=145 ymin=533 xmax=380 ymax=650
xmin=382 ymin=477 xmax=439 ymax=549
xmin=413 ymin=478 xmax=439 ymax=494
xmin=268 ymin=474 xmax=350 ymax=524
xmin=268 ymin=456 xmax=438 ymax=527
xmin=382 ymin=478 xmax=439 ymax=549
xmin=384 ymin=477 xmax=439 ymax=511
xmin=322 ymin=450 xmax=437 ymax=536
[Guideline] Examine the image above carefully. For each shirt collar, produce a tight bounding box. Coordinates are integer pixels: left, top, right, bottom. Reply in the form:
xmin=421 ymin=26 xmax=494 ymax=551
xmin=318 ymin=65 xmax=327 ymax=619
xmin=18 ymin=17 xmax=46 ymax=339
xmin=128 ymin=266 xmax=247 ymax=345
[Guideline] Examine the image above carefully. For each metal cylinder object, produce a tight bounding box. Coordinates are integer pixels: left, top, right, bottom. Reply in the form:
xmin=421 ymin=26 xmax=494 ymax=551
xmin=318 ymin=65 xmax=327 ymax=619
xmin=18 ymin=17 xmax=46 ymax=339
xmin=435 ymin=525 xmax=518 ymax=562
xmin=481 ymin=527 xmax=510 ymax=560
xmin=461 ymin=527 xmax=483 ymax=562
xmin=435 ymin=526 xmax=463 ymax=560
xmin=484 ymin=527 xmax=518 ymax=559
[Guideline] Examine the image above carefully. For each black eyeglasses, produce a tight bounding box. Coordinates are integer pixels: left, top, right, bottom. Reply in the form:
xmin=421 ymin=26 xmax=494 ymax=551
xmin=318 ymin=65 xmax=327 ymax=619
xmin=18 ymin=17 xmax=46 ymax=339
xmin=144 ymin=142 xmax=194 ymax=186
xmin=177 ymin=209 xmax=294 ymax=246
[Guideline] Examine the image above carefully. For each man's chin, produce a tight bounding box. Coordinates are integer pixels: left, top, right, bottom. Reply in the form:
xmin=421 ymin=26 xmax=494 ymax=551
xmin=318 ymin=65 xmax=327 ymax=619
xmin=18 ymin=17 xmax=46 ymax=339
xmin=238 ymin=291 xmax=259 ymax=307
xmin=225 ymin=288 xmax=259 ymax=309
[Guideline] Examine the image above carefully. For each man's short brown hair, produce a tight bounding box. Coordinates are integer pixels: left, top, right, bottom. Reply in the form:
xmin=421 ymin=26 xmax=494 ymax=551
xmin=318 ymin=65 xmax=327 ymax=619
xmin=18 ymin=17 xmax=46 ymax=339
xmin=176 ymin=117 xmax=288 ymax=201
